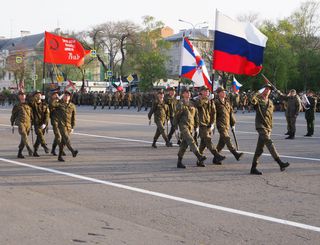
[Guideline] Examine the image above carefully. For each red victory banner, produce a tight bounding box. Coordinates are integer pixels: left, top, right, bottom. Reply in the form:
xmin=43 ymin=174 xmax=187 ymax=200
xmin=44 ymin=31 xmax=90 ymax=67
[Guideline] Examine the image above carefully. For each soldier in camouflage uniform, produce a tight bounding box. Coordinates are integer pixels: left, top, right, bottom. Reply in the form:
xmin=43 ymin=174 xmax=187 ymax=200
xmin=165 ymin=87 xmax=178 ymax=142
xmin=107 ymin=91 xmax=113 ymax=109
xmin=10 ymin=91 xmax=34 ymax=158
xmin=281 ymin=89 xmax=301 ymax=139
xmin=304 ymin=90 xmax=317 ymax=137
xmin=29 ymin=90 xmax=50 ymax=157
xmin=195 ymin=86 xmax=226 ymax=165
xmin=49 ymin=91 xmax=62 ymax=156
xmin=215 ymin=87 xmax=243 ymax=164
xmin=126 ymin=91 xmax=133 ymax=109
xmin=250 ymin=85 xmax=290 ymax=175
xmin=174 ymin=87 xmax=207 ymax=168
xmin=136 ymin=91 xmax=143 ymax=112
xmin=113 ymin=91 xmax=119 ymax=109
xmin=52 ymin=91 xmax=78 ymax=162
xmin=148 ymin=90 xmax=173 ymax=148
xmin=93 ymin=91 xmax=98 ymax=110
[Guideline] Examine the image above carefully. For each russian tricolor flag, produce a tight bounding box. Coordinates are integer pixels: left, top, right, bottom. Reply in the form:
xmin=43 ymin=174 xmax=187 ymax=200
xmin=180 ymin=37 xmax=212 ymax=90
xmin=213 ymin=10 xmax=268 ymax=76
xmin=232 ymin=76 xmax=242 ymax=94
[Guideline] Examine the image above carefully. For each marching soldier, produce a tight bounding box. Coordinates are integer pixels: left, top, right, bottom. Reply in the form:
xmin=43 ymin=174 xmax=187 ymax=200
xmin=136 ymin=91 xmax=143 ymax=111
xmin=29 ymin=90 xmax=50 ymax=157
xmin=52 ymin=91 xmax=78 ymax=162
xmin=174 ymin=87 xmax=207 ymax=168
xmin=93 ymin=91 xmax=98 ymax=110
xmin=49 ymin=91 xmax=62 ymax=156
xmin=126 ymin=91 xmax=133 ymax=109
xmin=165 ymin=87 xmax=178 ymax=142
xmin=250 ymin=85 xmax=290 ymax=175
xmin=304 ymin=90 xmax=317 ymax=137
xmin=119 ymin=91 xmax=125 ymax=109
xmin=113 ymin=91 xmax=119 ymax=109
xmin=148 ymin=90 xmax=173 ymax=148
xmin=107 ymin=90 xmax=113 ymax=109
xmin=10 ymin=91 xmax=33 ymax=158
xmin=195 ymin=86 xmax=226 ymax=165
xmin=215 ymin=87 xmax=243 ymax=164
xmin=101 ymin=91 xmax=107 ymax=109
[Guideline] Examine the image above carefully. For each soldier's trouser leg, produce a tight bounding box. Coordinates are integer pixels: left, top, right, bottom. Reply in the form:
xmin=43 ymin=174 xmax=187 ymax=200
xmin=167 ymin=118 xmax=175 ymax=141
xmin=285 ymin=114 xmax=290 ymax=133
xmin=178 ymin=129 xmax=203 ymax=160
xmin=289 ymin=116 xmax=296 ymax=136
xmin=52 ymin=124 xmax=61 ymax=155
xmin=256 ymin=129 xmax=279 ymax=161
xmin=128 ymin=102 xmax=131 ymax=109
xmin=155 ymin=121 xmax=169 ymax=143
xmin=307 ymin=118 xmax=314 ymax=135
xmin=60 ymin=127 xmax=78 ymax=158
xmin=153 ymin=128 xmax=161 ymax=143
xmin=199 ymin=127 xmax=221 ymax=157
xmin=18 ymin=125 xmax=32 ymax=154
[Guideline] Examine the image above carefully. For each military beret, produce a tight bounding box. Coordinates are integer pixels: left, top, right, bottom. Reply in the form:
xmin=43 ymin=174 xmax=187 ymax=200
xmin=64 ymin=90 xmax=72 ymax=95
xmin=215 ymin=87 xmax=225 ymax=94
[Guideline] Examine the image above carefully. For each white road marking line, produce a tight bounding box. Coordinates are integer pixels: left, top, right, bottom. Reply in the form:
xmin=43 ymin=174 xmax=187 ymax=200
xmin=0 ymin=157 xmax=319 ymax=233
xmin=73 ymin=132 xmax=320 ymax=162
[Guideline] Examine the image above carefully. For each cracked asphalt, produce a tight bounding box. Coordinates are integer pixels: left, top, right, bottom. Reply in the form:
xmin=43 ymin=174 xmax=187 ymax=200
xmin=0 ymin=106 xmax=319 ymax=244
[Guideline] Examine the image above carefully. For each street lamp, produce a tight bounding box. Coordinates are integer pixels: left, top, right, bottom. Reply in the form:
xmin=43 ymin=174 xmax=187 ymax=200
xmin=178 ymin=19 xmax=208 ymax=39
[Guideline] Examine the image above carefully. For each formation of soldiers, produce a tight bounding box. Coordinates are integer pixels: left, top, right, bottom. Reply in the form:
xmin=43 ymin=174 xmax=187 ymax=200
xmin=10 ymin=90 xmax=78 ymax=162
xmin=8 ymin=84 xmax=318 ymax=174
xmin=147 ymin=85 xmax=319 ymax=174
xmin=71 ymin=90 xmax=154 ymax=111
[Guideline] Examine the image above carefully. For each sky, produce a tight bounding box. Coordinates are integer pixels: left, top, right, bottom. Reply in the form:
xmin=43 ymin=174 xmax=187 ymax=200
xmin=0 ymin=0 xmax=305 ymax=38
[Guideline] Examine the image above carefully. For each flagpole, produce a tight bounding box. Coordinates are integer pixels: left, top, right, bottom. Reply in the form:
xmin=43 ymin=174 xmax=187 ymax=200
xmin=42 ymin=61 xmax=45 ymax=94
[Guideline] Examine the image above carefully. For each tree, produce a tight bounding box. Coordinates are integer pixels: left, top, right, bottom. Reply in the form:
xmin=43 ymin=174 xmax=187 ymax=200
xmin=127 ymin=16 xmax=170 ymax=91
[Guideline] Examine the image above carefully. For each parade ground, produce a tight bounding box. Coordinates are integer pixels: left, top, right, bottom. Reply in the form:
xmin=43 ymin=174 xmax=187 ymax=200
xmin=0 ymin=106 xmax=319 ymax=245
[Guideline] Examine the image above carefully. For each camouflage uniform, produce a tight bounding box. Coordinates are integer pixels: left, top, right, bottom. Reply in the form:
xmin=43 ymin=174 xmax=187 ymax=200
xmin=52 ymin=93 xmax=78 ymax=161
xmin=250 ymin=88 xmax=290 ymax=175
xmin=164 ymin=90 xmax=178 ymax=142
xmin=136 ymin=92 xmax=143 ymax=111
xmin=215 ymin=93 xmax=243 ymax=162
xmin=195 ymin=92 xmax=225 ymax=164
xmin=126 ymin=92 xmax=133 ymax=109
xmin=174 ymin=89 xmax=207 ymax=168
xmin=30 ymin=93 xmax=50 ymax=156
xmin=11 ymin=97 xmax=33 ymax=158
xmin=148 ymin=92 xmax=172 ymax=148
xmin=305 ymin=93 xmax=317 ymax=136
xmin=49 ymin=94 xmax=62 ymax=155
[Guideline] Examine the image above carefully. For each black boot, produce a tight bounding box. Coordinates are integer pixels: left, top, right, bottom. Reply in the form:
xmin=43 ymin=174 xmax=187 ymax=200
xmin=213 ymin=152 xmax=226 ymax=164
xmin=43 ymin=145 xmax=50 ymax=154
xmin=152 ymin=140 xmax=157 ymax=148
xmin=276 ymin=158 xmax=290 ymax=172
xmin=284 ymin=132 xmax=290 ymax=135
xmin=233 ymin=151 xmax=244 ymax=161
xmin=72 ymin=149 xmax=78 ymax=158
xmin=51 ymin=144 xmax=57 ymax=156
xmin=250 ymin=161 xmax=262 ymax=175
xmin=177 ymin=157 xmax=186 ymax=168
xmin=195 ymin=152 xmax=206 ymax=167
xmin=26 ymin=146 xmax=33 ymax=156
xmin=165 ymin=141 xmax=173 ymax=147
xmin=285 ymin=135 xmax=294 ymax=139
xmin=33 ymin=151 xmax=40 ymax=157
xmin=17 ymin=149 xmax=24 ymax=159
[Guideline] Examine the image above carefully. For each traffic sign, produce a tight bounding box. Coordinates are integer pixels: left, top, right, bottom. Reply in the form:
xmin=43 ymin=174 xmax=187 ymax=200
xmin=127 ymin=74 xmax=134 ymax=83
xmin=32 ymin=74 xmax=38 ymax=80
xmin=105 ymin=70 xmax=113 ymax=79
xmin=16 ymin=56 xmax=23 ymax=64
xmin=90 ymin=50 xmax=97 ymax=57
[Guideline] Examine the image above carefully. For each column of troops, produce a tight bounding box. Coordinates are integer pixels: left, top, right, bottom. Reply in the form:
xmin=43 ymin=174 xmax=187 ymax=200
xmin=10 ymin=90 xmax=78 ymax=162
xmin=148 ymin=85 xmax=317 ymax=174
xmin=70 ymin=90 xmax=155 ymax=111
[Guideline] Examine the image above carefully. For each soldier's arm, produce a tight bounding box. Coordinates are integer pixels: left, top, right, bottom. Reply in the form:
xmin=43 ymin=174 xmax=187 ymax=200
xmin=148 ymin=101 xmax=155 ymax=120
xmin=10 ymin=104 xmax=18 ymax=126
xmin=173 ymin=103 xmax=182 ymax=130
xmin=230 ymin=105 xmax=236 ymax=127
xmin=71 ymin=104 xmax=76 ymax=129
xmin=194 ymin=107 xmax=199 ymax=129
xmin=210 ymin=101 xmax=216 ymax=126
xmin=44 ymin=105 xmax=50 ymax=125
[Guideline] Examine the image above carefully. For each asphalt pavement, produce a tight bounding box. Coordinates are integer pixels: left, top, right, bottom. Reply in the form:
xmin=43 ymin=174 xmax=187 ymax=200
xmin=0 ymin=106 xmax=319 ymax=245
